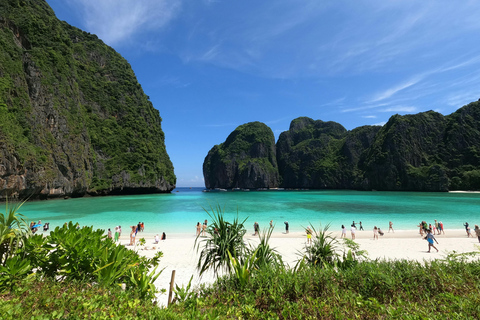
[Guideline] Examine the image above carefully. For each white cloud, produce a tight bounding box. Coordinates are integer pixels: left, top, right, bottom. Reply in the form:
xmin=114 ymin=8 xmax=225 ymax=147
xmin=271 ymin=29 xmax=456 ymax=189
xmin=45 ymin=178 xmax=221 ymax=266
xmin=67 ymin=0 xmax=181 ymax=46
xmin=362 ymin=115 xmax=377 ymax=119
xmin=381 ymin=106 xmax=417 ymax=113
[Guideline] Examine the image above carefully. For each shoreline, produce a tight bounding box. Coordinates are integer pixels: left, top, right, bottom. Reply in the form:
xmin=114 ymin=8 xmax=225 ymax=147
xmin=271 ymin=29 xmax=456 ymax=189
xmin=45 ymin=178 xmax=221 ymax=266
xmin=117 ymin=228 xmax=480 ymax=306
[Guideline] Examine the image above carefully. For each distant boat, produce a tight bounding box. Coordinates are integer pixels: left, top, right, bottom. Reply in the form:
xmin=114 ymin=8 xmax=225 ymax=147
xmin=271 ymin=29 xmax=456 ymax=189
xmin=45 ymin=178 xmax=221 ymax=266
xmin=242 ymin=189 xmax=250 ymax=191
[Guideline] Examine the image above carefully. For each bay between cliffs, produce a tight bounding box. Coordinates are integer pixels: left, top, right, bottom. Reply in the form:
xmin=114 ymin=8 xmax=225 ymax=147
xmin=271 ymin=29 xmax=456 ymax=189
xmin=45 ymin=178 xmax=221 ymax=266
xmin=18 ymin=188 xmax=480 ymax=235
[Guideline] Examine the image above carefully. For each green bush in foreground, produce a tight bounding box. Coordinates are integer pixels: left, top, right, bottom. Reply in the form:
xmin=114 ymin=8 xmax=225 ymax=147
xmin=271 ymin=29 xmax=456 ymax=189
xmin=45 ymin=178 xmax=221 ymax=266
xmin=167 ymin=254 xmax=480 ymax=319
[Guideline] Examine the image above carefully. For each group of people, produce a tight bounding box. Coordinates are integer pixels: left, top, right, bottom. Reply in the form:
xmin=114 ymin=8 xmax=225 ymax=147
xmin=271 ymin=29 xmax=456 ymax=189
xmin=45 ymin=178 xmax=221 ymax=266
xmin=418 ymin=220 xmax=445 ymax=236
xmin=29 ymin=220 xmax=50 ymax=233
xmin=107 ymin=226 xmax=122 ymax=241
xmin=464 ymin=222 xmax=480 ymax=242
xmin=196 ymin=220 xmax=208 ymax=236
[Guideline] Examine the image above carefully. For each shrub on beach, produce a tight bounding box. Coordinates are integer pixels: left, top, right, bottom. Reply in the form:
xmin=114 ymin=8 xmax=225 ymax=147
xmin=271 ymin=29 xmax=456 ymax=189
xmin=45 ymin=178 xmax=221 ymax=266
xmin=1 ymin=220 xmax=163 ymax=300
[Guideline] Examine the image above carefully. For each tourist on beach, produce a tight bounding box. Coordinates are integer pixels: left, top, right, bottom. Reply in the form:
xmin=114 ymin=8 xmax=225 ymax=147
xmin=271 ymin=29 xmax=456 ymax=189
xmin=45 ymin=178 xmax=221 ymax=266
xmin=359 ymin=221 xmax=364 ymax=231
xmin=107 ymin=228 xmax=112 ymax=239
xmin=439 ymin=221 xmax=445 ymax=235
xmin=114 ymin=226 xmax=119 ymax=242
xmin=284 ymin=221 xmax=289 ymax=234
xmin=196 ymin=222 xmax=201 ymax=236
xmin=351 ymin=225 xmax=356 ymax=240
xmin=161 ymin=232 xmax=166 ymax=240
xmin=434 ymin=219 xmax=440 ymax=235
xmin=418 ymin=222 xmax=424 ymax=236
xmin=373 ymin=226 xmax=378 ymax=240
xmin=389 ymin=221 xmax=394 ymax=233
xmin=43 ymin=223 xmax=49 ymax=232
xmin=306 ymin=227 xmax=312 ymax=244
xmin=464 ymin=222 xmax=472 ymax=237
xmin=141 ymin=222 xmax=144 ymax=232
xmin=341 ymin=225 xmax=346 ymax=238
xmin=425 ymin=229 xmax=439 ymax=252
xmin=137 ymin=222 xmax=141 ymax=235
xmin=474 ymin=225 xmax=480 ymax=243
xmin=130 ymin=226 xmax=136 ymax=246
xmin=253 ymin=222 xmax=259 ymax=236
xmin=118 ymin=225 xmax=122 ymax=240
xmin=351 ymin=221 xmax=356 ymax=228
xmin=378 ymin=227 xmax=384 ymax=236
xmin=154 ymin=234 xmax=159 ymax=244
xmin=202 ymin=221 xmax=207 ymax=236
xmin=270 ymin=220 xmax=273 ymax=228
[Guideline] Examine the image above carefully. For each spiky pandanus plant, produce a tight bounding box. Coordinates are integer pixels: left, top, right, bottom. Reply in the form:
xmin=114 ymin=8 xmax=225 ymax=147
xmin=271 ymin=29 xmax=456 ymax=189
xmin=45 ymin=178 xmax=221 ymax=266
xmin=248 ymin=225 xmax=283 ymax=269
xmin=0 ymin=200 xmax=30 ymax=266
xmin=195 ymin=204 xmax=247 ymax=276
xmin=302 ymin=223 xmax=339 ymax=267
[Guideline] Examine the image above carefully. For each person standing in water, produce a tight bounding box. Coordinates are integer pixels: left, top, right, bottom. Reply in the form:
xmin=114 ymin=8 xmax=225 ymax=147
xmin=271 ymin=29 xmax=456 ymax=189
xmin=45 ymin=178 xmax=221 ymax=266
xmin=389 ymin=221 xmax=394 ymax=233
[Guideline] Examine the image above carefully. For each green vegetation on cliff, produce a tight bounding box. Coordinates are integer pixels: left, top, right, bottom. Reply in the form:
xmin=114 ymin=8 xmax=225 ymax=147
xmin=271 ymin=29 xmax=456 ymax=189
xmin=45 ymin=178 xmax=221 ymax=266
xmin=203 ymin=121 xmax=279 ymax=189
xmin=0 ymin=0 xmax=175 ymax=198
xmin=204 ymin=101 xmax=480 ymax=191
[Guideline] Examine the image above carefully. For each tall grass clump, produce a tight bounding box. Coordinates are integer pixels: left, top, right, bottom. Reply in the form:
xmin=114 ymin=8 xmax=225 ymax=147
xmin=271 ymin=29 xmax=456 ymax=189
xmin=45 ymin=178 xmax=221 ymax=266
xmin=195 ymin=203 xmax=247 ymax=276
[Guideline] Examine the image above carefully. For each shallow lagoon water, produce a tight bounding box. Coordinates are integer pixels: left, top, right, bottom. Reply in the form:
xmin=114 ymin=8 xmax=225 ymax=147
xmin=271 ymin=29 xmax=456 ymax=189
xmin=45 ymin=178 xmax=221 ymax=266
xmin=17 ymin=188 xmax=480 ymax=235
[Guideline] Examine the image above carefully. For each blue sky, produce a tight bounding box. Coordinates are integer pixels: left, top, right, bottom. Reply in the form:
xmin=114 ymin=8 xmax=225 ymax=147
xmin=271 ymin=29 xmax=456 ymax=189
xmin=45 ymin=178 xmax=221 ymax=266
xmin=45 ymin=0 xmax=480 ymax=187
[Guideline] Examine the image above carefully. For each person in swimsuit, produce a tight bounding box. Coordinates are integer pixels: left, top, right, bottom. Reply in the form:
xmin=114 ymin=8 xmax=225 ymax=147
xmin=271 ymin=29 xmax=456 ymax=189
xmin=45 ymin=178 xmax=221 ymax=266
xmin=425 ymin=229 xmax=438 ymax=252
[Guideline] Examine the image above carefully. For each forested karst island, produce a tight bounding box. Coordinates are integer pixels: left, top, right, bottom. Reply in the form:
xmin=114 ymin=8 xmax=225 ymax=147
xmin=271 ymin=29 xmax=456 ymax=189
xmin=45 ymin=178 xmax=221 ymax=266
xmin=204 ymin=101 xmax=480 ymax=191
xmin=0 ymin=0 xmax=176 ymax=200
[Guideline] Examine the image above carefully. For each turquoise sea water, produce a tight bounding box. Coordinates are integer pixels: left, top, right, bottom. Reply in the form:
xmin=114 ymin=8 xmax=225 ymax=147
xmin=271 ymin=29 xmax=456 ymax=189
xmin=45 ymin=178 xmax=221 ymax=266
xmin=16 ymin=188 xmax=480 ymax=235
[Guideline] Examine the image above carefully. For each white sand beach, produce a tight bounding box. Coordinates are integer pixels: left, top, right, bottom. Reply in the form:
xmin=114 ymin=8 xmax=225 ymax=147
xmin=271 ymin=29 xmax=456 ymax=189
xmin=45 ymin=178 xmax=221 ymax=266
xmin=120 ymin=229 xmax=480 ymax=307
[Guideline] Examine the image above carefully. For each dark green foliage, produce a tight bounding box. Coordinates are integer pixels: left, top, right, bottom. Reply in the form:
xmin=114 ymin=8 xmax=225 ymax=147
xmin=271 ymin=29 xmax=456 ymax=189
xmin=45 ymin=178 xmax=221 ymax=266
xmin=169 ymin=253 xmax=480 ymax=319
xmin=203 ymin=121 xmax=279 ymax=189
xmin=0 ymin=0 xmax=175 ymax=199
xmin=206 ymin=101 xmax=480 ymax=191
xmin=11 ymin=222 xmax=163 ymax=300
xmin=0 ymin=277 xmax=181 ymax=319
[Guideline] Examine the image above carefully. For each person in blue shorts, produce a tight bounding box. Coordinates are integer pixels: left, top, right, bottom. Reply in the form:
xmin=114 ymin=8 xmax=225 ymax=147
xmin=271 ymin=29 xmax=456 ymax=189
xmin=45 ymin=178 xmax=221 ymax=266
xmin=425 ymin=229 xmax=439 ymax=253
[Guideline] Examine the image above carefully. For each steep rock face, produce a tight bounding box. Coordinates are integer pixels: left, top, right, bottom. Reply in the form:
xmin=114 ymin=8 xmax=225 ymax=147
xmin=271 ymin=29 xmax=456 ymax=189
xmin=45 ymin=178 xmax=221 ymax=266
xmin=360 ymin=111 xmax=448 ymax=191
xmin=276 ymin=117 xmax=349 ymax=188
xmin=203 ymin=122 xmax=279 ymax=189
xmin=0 ymin=0 xmax=175 ymax=199
xmin=443 ymin=101 xmax=480 ymax=190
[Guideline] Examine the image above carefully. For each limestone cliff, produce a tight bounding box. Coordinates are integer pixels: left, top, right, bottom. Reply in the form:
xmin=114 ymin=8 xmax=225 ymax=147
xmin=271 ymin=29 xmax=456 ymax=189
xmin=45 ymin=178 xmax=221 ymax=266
xmin=0 ymin=0 xmax=175 ymax=199
xmin=203 ymin=122 xmax=279 ymax=189
xmin=203 ymin=101 xmax=480 ymax=191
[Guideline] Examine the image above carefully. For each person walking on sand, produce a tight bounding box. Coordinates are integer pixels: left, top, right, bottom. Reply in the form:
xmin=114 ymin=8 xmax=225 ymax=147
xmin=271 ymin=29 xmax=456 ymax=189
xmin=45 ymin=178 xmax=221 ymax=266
xmin=373 ymin=226 xmax=379 ymax=240
xmin=425 ymin=229 xmax=439 ymax=252
xmin=389 ymin=221 xmax=394 ymax=233
xmin=107 ymin=228 xmax=112 ymax=239
xmin=284 ymin=221 xmax=289 ymax=234
xmin=351 ymin=225 xmax=356 ymax=240
xmin=359 ymin=221 xmax=364 ymax=231
xmin=474 ymin=225 xmax=480 ymax=243
xmin=434 ymin=219 xmax=440 ymax=235
xmin=341 ymin=225 xmax=346 ymax=238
